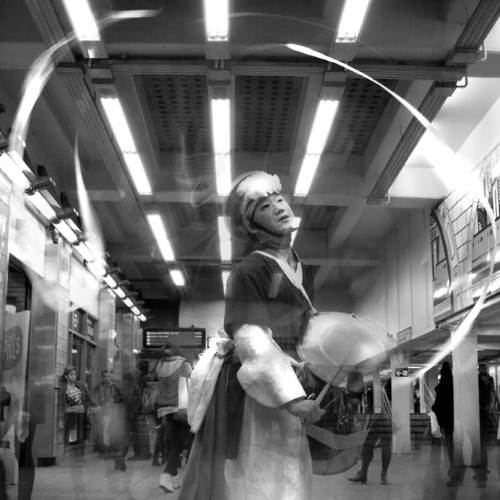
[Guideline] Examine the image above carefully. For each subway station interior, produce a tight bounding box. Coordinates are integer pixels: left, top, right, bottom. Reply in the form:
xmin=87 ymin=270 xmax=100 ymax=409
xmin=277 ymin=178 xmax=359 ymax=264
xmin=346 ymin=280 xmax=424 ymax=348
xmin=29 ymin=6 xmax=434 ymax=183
xmin=2 ymin=0 xmax=500 ymax=499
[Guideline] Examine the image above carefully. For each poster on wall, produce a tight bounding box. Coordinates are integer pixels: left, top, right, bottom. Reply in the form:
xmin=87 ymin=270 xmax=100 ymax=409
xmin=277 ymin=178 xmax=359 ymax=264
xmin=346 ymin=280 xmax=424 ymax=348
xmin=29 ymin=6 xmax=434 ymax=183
xmin=1 ymin=310 xmax=31 ymax=484
xmin=471 ymin=150 xmax=500 ymax=299
xmin=430 ymin=210 xmax=454 ymax=320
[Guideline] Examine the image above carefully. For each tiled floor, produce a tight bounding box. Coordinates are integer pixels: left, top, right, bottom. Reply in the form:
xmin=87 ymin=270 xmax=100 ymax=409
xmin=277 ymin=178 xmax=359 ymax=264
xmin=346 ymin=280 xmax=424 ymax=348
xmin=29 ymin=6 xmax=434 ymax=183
xmin=4 ymin=445 xmax=500 ymax=500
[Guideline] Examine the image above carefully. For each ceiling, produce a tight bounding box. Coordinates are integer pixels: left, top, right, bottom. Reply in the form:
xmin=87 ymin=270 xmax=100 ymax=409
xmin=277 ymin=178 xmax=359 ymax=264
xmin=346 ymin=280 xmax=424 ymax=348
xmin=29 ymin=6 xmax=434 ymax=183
xmin=1 ymin=0 xmax=500 ymax=327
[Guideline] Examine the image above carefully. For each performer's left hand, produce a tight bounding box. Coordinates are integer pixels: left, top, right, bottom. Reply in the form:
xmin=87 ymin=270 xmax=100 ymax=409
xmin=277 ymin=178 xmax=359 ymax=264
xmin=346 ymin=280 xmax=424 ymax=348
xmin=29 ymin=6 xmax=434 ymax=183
xmin=284 ymin=398 xmax=325 ymax=424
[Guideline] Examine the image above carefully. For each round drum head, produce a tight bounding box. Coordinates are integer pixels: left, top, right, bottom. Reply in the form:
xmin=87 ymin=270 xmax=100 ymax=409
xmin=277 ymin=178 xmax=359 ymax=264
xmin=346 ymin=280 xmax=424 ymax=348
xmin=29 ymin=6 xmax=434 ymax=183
xmin=297 ymin=312 xmax=396 ymax=383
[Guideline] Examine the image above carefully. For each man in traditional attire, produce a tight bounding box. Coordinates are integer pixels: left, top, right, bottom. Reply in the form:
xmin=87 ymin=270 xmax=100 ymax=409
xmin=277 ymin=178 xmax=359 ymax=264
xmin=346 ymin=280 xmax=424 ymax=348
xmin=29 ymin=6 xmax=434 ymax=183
xmin=178 ymin=171 xmax=324 ymax=500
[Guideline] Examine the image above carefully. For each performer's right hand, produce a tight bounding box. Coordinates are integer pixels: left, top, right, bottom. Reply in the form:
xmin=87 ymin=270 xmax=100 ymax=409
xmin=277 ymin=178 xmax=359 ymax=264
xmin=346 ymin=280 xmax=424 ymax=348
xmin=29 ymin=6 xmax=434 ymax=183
xmin=284 ymin=398 xmax=325 ymax=424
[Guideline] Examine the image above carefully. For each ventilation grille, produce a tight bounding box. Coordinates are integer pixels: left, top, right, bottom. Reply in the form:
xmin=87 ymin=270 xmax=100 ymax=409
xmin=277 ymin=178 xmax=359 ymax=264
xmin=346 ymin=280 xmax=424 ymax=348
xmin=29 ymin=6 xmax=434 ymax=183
xmin=235 ymin=75 xmax=304 ymax=153
xmin=142 ymin=75 xmax=210 ymax=152
xmin=326 ymin=79 xmax=397 ymax=155
xmin=301 ymin=205 xmax=337 ymax=230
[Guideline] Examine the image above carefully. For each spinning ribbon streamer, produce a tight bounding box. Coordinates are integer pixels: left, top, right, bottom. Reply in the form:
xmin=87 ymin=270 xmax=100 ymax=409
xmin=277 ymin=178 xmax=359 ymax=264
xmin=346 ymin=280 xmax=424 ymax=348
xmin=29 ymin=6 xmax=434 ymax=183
xmin=6 ymin=9 xmax=161 ymax=312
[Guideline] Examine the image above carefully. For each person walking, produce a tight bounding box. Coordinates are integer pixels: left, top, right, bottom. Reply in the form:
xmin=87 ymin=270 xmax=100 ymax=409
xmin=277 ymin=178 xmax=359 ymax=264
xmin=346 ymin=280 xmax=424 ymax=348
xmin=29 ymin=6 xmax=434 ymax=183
xmin=432 ymin=361 xmax=454 ymax=467
xmin=92 ymin=370 xmax=122 ymax=458
xmin=154 ymin=343 xmax=192 ymax=493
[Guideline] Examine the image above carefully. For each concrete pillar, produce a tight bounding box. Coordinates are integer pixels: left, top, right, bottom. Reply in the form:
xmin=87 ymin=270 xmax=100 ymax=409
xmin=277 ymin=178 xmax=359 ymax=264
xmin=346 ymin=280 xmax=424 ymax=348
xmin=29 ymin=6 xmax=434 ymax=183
xmin=373 ymin=368 xmax=382 ymax=414
xmin=391 ymin=351 xmax=412 ymax=454
xmin=452 ymin=328 xmax=481 ymax=466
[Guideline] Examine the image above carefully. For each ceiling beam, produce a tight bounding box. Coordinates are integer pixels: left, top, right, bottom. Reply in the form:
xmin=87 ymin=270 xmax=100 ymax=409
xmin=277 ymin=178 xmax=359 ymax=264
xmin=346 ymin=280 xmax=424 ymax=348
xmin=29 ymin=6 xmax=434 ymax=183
xmin=65 ymin=188 xmax=444 ymax=210
xmin=54 ymin=59 xmax=466 ymax=81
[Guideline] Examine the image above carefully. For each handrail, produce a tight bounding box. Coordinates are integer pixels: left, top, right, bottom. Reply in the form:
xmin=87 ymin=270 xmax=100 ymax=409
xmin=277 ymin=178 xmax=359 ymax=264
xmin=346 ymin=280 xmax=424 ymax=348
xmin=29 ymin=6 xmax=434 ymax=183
xmin=422 ymin=382 xmax=435 ymax=414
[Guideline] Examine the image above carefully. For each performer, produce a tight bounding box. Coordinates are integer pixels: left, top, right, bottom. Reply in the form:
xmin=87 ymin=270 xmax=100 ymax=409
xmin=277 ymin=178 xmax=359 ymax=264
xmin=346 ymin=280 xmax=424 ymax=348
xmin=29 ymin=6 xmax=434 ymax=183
xmin=179 ymin=171 xmax=324 ymax=500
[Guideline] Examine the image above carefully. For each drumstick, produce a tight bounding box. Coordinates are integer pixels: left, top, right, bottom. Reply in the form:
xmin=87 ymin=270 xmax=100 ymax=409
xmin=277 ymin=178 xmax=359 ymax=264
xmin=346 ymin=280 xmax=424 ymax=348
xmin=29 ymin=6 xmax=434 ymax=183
xmin=315 ymin=339 xmax=360 ymax=406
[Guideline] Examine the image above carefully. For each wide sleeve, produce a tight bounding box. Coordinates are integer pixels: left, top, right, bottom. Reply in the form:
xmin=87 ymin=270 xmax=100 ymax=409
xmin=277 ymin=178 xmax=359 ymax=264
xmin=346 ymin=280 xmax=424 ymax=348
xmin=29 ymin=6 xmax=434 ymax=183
xmin=234 ymin=324 xmax=306 ymax=408
xmin=224 ymin=261 xmax=273 ymax=336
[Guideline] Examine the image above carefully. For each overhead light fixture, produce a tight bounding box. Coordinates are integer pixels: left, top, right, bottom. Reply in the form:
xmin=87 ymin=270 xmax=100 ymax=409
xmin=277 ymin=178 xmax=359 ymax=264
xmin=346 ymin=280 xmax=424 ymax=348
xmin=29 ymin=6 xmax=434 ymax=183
xmin=218 ymin=216 xmax=231 ymax=261
xmin=26 ymin=191 xmax=58 ymax=221
xmin=306 ymin=100 xmax=339 ymax=155
xmin=211 ymin=100 xmax=230 ymax=153
xmin=103 ymin=274 xmax=118 ymax=289
xmin=215 ymin=154 xmax=231 ymax=196
xmin=73 ymin=241 xmax=97 ymax=262
xmin=170 ymin=269 xmax=185 ymax=287
xmin=0 ymin=153 xmax=30 ymax=190
xmin=54 ymin=220 xmax=79 ymax=244
xmin=114 ymin=288 xmax=126 ymax=299
xmin=139 ymin=314 xmax=147 ymax=322
xmin=123 ymin=153 xmax=152 ymax=195
xmin=147 ymin=213 xmax=175 ymax=261
xmin=211 ymin=99 xmax=231 ymax=196
xmin=131 ymin=306 xmax=141 ymax=316
xmin=62 ymin=0 xmax=100 ymax=41
xmin=100 ymin=98 xmax=152 ymax=195
xmin=336 ymin=0 xmax=371 ymax=42
xmin=123 ymin=298 xmax=134 ymax=308
xmin=294 ymin=155 xmax=321 ymax=197
xmin=291 ymin=217 xmax=301 ymax=245
xmin=100 ymin=99 xmax=136 ymax=153
xmin=294 ymin=100 xmax=339 ymax=197
xmin=222 ymin=270 xmax=231 ymax=294
xmin=204 ymin=0 xmax=229 ymax=41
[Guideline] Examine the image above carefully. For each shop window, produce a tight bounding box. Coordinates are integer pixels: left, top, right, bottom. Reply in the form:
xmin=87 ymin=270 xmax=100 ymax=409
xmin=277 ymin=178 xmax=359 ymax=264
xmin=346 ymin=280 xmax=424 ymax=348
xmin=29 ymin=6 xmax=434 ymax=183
xmin=67 ymin=306 xmax=98 ymax=447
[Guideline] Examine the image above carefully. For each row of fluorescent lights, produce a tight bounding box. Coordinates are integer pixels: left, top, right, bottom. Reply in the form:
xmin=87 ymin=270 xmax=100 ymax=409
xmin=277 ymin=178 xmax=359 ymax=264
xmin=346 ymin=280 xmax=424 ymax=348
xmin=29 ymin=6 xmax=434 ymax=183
xmin=203 ymin=0 xmax=370 ymax=44
xmin=0 ymin=151 xmax=147 ymax=322
xmin=63 ymin=2 xmax=187 ymax=290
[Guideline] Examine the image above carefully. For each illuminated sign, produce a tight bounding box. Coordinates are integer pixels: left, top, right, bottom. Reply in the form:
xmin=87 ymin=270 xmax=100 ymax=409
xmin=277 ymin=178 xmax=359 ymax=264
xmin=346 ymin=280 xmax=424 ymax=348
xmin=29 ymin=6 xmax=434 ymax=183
xmin=143 ymin=328 xmax=206 ymax=348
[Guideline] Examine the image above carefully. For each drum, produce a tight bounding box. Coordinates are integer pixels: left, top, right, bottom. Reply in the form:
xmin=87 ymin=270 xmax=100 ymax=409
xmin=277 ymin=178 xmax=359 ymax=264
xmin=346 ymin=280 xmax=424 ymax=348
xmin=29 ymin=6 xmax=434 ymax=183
xmin=297 ymin=312 xmax=396 ymax=383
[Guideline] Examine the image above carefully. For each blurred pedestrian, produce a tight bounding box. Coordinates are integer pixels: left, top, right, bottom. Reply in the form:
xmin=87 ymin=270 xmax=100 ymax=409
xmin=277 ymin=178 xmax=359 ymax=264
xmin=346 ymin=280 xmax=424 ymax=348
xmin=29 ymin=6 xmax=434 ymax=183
xmin=154 ymin=343 xmax=192 ymax=493
xmin=432 ymin=361 xmax=454 ymax=466
xmin=93 ymin=370 xmax=121 ymax=457
xmin=123 ymin=372 xmax=143 ymax=460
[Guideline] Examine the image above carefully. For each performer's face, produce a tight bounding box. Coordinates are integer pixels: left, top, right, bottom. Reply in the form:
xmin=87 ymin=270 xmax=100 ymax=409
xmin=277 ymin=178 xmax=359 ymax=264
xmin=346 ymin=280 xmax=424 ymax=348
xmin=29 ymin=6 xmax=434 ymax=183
xmin=252 ymin=193 xmax=294 ymax=235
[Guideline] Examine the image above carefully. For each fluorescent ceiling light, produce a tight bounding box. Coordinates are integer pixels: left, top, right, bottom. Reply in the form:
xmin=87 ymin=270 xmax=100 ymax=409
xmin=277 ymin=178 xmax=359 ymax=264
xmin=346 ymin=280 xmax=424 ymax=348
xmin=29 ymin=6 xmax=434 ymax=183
xmin=147 ymin=214 xmax=175 ymax=261
xmin=62 ymin=0 xmax=100 ymax=41
xmin=294 ymin=99 xmax=339 ymax=197
xmin=100 ymin=98 xmax=137 ymax=153
xmin=306 ymin=100 xmax=339 ymax=155
xmin=294 ymin=155 xmax=321 ymax=197
xmin=215 ymin=154 xmax=231 ymax=196
xmin=123 ymin=298 xmax=134 ymax=307
xmin=131 ymin=307 xmax=141 ymax=316
xmin=103 ymin=274 xmax=118 ymax=289
xmin=114 ymin=288 xmax=126 ymax=299
xmin=53 ymin=220 xmax=79 ymax=245
xmin=291 ymin=217 xmax=301 ymax=245
xmin=28 ymin=192 xmax=58 ymax=221
xmin=170 ymin=269 xmax=185 ymax=287
xmin=87 ymin=261 xmax=106 ymax=277
xmin=204 ymin=0 xmax=229 ymax=41
xmin=211 ymin=99 xmax=230 ymax=154
xmin=139 ymin=314 xmax=147 ymax=322
xmin=74 ymin=242 xmax=96 ymax=263
xmin=218 ymin=216 xmax=231 ymax=261
xmin=123 ymin=153 xmax=152 ymax=195
xmin=0 ymin=153 xmax=30 ymax=190
xmin=336 ymin=0 xmax=370 ymax=42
